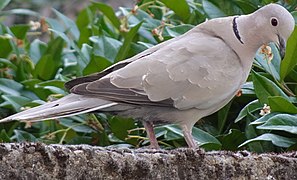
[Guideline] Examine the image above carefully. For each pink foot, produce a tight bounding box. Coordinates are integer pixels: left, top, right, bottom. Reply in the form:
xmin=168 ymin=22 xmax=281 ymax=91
xmin=143 ymin=121 xmax=160 ymax=149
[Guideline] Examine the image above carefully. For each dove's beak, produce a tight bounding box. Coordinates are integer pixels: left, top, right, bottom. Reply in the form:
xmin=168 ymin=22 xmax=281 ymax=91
xmin=277 ymin=34 xmax=286 ymax=59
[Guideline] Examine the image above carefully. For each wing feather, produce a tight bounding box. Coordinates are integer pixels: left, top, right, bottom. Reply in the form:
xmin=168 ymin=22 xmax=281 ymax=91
xmin=71 ymin=78 xmax=173 ymax=106
xmin=69 ymin=28 xmax=243 ymax=111
xmin=109 ymin=30 xmax=243 ymax=110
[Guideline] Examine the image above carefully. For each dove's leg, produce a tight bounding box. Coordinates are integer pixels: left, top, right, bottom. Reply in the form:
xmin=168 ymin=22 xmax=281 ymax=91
xmin=181 ymin=124 xmax=196 ymax=148
xmin=143 ymin=121 xmax=160 ymax=149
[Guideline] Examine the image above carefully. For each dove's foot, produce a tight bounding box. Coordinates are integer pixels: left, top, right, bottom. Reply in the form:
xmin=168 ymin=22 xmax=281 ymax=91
xmin=143 ymin=121 xmax=160 ymax=149
xmin=181 ymin=124 xmax=197 ymax=148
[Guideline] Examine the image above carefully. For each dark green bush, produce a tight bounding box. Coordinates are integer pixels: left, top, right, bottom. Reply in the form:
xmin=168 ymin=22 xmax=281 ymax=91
xmin=0 ymin=0 xmax=297 ymax=152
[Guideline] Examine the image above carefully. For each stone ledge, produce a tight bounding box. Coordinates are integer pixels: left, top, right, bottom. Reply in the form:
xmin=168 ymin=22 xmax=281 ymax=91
xmin=0 ymin=143 xmax=296 ymax=179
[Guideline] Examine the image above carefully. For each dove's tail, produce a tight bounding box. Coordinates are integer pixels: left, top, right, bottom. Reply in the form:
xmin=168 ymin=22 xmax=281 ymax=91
xmin=0 ymin=94 xmax=117 ymax=123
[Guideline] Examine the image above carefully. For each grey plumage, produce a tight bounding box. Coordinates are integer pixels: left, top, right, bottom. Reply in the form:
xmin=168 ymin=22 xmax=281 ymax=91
xmin=1 ymin=4 xmax=295 ymax=148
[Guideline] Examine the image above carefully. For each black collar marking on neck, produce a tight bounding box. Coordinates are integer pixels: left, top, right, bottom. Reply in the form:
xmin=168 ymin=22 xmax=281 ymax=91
xmin=232 ymin=17 xmax=244 ymax=44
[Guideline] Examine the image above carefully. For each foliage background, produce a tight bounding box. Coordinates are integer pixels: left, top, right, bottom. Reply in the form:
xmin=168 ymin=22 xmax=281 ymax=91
xmin=0 ymin=0 xmax=297 ymax=152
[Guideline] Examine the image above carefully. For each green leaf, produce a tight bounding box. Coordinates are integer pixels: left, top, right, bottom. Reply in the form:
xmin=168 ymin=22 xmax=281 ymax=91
xmin=245 ymin=117 xmax=264 ymax=152
xmin=21 ymin=79 xmax=50 ymax=100
xmin=233 ymin=1 xmax=257 ymax=14
xmin=59 ymin=119 xmax=96 ymax=133
xmin=0 ymin=129 xmax=11 ymax=143
xmin=92 ymin=2 xmax=121 ymax=29
xmin=29 ymin=39 xmax=47 ymax=64
xmin=205 ymin=0 xmax=243 ymax=15
xmin=0 ymin=78 xmax=23 ymax=96
xmin=156 ymin=126 xmax=177 ymax=140
xmin=46 ymin=18 xmax=65 ymax=34
xmin=280 ymin=26 xmax=297 ymax=80
xmin=235 ymin=99 xmax=262 ymax=123
xmin=0 ymin=95 xmax=31 ymax=111
xmin=239 ymin=133 xmax=296 ymax=148
xmin=292 ymin=11 xmax=297 ymax=24
xmin=10 ymin=25 xmax=30 ymax=39
xmin=0 ymin=33 xmax=12 ymax=58
xmin=42 ymin=86 xmax=66 ymax=95
xmin=192 ymin=127 xmax=222 ymax=150
xmin=160 ymin=0 xmax=190 ymax=21
xmin=219 ymin=129 xmax=246 ymax=151
xmin=217 ymin=101 xmax=232 ymax=134
xmin=257 ymin=114 xmax=297 ymax=134
xmin=48 ymin=24 xmax=72 ymax=46
xmin=115 ymin=22 xmax=142 ymax=62
xmin=83 ymin=55 xmax=112 ymax=75
xmin=76 ymin=7 xmax=92 ymax=31
xmin=5 ymin=26 xmax=21 ymax=59
xmin=250 ymin=112 xmax=279 ymax=125
xmin=90 ymin=36 xmax=122 ymax=62
xmin=252 ymin=70 xmax=288 ymax=104
xmin=15 ymin=56 xmax=35 ymax=82
xmin=119 ymin=8 xmax=159 ymax=44
xmin=254 ymin=43 xmax=281 ymax=81
xmin=0 ymin=58 xmax=17 ymax=70
xmin=287 ymin=69 xmax=297 ymax=82
xmin=33 ymin=37 xmax=64 ymax=80
xmin=52 ymin=9 xmax=80 ymax=40
xmin=49 ymin=28 xmax=89 ymax=71
xmin=202 ymin=0 xmax=226 ymax=19
xmin=268 ymin=96 xmax=297 ymax=114
xmin=76 ymin=7 xmax=94 ymax=46
xmin=0 ymin=0 xmax=10 ymax=11
xmin=164 ymin=24 xmax=194 ymax=38
xmin=109 ymin=117 xmax=137 ymax=145
xmin=13 ymin=130 xmax=37 ymax=142
xmin=37 ymin=80 xmax=66 ymax=89
xmin=0 ymin=9 xmax=40 ymax=17
xmin=78 ymin=43 xmax=92 ymax=70
xmin=162 ymin=125 xmax=221 ymax=149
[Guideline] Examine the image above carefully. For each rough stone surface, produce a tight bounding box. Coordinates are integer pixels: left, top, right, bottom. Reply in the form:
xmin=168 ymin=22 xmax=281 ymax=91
xmin=0 ymin=143 xmax=296 ymax=179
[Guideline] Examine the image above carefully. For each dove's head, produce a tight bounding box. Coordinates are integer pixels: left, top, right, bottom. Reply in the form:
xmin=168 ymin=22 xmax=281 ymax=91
xmin=252 ymin=4 xmax=295 ymax=58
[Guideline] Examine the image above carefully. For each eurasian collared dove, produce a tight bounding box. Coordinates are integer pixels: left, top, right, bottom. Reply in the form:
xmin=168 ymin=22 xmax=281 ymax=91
xmin=1 ymin=4 xmax=295 ymax=148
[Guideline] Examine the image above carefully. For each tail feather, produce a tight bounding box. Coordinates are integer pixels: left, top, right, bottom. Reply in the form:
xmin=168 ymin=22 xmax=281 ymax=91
xmin=0 ymin=94 xmax=117 ymax=122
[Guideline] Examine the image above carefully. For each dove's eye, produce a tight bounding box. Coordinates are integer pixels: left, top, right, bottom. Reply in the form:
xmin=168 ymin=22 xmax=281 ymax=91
xmin=271 ymin=18 xmax=278 ymax=26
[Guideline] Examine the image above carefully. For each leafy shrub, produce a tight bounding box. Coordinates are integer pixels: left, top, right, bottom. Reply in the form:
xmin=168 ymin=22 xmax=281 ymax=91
xmin=0 ymin=0 xmax=297 ymax=152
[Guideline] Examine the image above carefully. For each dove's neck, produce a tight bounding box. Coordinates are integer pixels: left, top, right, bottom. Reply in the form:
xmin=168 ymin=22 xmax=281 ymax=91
xmin=199 ymin=15 xmax=267 ymax=82
xmin=228 ymin=14 xmax=270 ymax=72
xmin=199 ymin=16 xmax=257 ymax=71
xmin=236 ymin=14 xmax=268 ymax=52
xmin=232 ymin=14 xmax=271 ymax=80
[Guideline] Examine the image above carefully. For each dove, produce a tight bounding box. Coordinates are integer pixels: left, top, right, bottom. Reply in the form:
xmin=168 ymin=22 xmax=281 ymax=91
xmin=1 ymin=4 xmax=295 ymax=149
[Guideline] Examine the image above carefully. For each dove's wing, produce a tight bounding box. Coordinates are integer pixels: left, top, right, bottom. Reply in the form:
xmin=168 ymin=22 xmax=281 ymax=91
xmin=72 ymin=29 xmax=243 ymax=110
xmin=65 ymin=35 xmax=180 ymax=91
